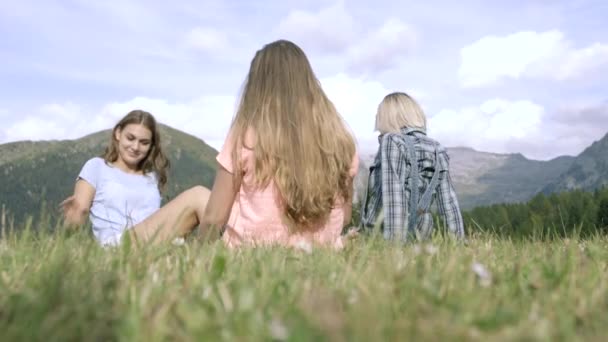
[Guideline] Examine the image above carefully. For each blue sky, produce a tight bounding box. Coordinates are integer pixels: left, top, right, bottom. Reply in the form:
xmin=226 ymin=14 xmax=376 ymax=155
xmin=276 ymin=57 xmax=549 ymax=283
xmin=1 ymin=0 xmax=607 ymax=160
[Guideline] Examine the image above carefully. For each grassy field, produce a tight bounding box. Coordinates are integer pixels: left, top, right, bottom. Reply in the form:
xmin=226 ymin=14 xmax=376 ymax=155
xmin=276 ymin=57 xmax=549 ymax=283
xmin=1 ymin=225 xmax=607 ymax=341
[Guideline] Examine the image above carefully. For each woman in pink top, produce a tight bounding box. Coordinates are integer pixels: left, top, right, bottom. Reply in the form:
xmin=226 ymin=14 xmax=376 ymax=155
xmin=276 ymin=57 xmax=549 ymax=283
xmin=113 ymin=40 xmax=358 ymax=249
xmin=216 ymin=39 xmax=359 ymax=249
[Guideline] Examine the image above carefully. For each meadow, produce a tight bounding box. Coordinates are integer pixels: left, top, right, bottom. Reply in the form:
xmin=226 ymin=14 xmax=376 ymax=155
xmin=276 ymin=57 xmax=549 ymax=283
xmin=1 ymin=223 xmax=607 ymax=341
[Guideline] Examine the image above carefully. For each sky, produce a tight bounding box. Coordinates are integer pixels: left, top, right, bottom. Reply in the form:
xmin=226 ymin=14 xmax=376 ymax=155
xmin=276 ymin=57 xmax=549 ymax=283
xmin=0 ymin=0 xmax=607 ymax=160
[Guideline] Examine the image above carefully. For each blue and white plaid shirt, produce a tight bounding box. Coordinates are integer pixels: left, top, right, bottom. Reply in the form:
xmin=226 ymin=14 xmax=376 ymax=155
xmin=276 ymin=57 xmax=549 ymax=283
xmin=361 ymin=127 xmax=465 ymax=241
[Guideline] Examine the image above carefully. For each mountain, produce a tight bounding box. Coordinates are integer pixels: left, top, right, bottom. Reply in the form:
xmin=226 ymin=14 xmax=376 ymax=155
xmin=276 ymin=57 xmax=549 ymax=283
xmin=0 ymin=124 xmax=218 ymax=225
xmin=542 ymin=133 xmax=608 ymax=194
xmin=447 ymin=147 xmax=574 ymax=209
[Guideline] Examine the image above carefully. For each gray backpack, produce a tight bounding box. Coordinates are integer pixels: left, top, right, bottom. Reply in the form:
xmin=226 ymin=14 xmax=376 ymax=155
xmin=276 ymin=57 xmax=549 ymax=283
xmin=360 ymin=133 xmax=441 ymax=240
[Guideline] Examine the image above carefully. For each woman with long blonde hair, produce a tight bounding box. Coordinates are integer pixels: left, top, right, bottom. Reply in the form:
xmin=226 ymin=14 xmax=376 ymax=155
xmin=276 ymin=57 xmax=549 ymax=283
xmin=215 ymin=39 xmax=359 ymax=248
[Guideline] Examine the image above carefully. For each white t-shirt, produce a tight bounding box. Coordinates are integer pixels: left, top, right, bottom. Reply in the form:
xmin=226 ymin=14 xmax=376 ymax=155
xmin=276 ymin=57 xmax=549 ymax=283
xmin=78 ymin=157 xmax=161 ymax=246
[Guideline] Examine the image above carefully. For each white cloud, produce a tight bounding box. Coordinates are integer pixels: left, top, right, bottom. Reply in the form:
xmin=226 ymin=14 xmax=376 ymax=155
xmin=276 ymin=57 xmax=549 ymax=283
xmin=347 ymin=18 xmax=417 ymax=74
xmin=275 ymin=4 xmax=416 ymax=74
xmin=430 ymin=98 xmax=608 ymax=160
xmin=0 ymin=75 xmax=404 ymax=155
xmin=554 ymin=43 xmax=608 ymax=80
xmin=319 ymin=73 xmax=430 ymax=158
xmin=429 ymin=99 xmax=545 ymax=156
xmin=275 ymin=2 xmax=356 ymax=53
xmin=320 ymin=74 xmax=387 ymax=145
xmin=543 ymin=102 xmax=608 ymax=154
xmin=3 ymin=103 xmax=84 ymax=142
xmin=100 ymin=96 xmax=237 ymax=146
xmin=459 ymin=30 xmax=608 ymax=87
xmin=1 ymin=96 xmax=237 ymax=150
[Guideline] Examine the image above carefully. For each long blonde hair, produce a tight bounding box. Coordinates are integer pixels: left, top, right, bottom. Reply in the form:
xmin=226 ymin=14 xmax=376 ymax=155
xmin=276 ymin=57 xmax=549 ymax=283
xmin=102 ymin=110 xmax=170 ymax=191
xmin=230 ymin=40 xmax=356 ymax=229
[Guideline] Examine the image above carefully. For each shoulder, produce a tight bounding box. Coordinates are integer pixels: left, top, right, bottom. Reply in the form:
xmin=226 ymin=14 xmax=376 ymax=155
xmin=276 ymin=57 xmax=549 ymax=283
xmin=426 ymin=137 xmax=446 ymax=154
xmin=80 ymin=157 xmax=108 ymax=173
xmin=83 ymin=157 xmax=107 ymax=168
xmin=425 ymin=136 xmax=448 ymax=156
xmin=78 ymin=157 xmax=108 ymax=187
xmin=380 ymin=133 xmax=406 ymax=149
xmin=429 ymin=139 xmax=451 ymax=170
xmin=382 ymin=132 xmax=403 ymax=143
xmin=416 ymin=134 xmax=446 ymax=153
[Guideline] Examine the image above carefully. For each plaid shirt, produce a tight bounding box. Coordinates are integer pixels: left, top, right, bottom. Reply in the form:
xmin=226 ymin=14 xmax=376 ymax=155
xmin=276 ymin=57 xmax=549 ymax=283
xmin=361 ymin=127 xmax=465 ymax=241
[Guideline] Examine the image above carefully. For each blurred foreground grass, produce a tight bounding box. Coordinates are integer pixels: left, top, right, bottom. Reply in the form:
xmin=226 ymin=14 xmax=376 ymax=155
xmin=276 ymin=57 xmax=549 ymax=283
xmin=1 ymin=226 xmax=607 ymax=341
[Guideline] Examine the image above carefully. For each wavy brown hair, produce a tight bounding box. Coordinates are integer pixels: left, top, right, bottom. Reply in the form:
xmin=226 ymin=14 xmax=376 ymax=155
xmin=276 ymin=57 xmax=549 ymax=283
xmin=102 ymin=110 xmax=170 ymax=191
xmin=230 ymin=40 xmax=356 ymax=230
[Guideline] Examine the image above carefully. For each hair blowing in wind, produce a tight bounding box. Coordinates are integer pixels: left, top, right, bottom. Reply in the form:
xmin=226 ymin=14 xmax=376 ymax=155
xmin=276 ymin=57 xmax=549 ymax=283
xmin=230 ymin=40 xmax=356 ymax=229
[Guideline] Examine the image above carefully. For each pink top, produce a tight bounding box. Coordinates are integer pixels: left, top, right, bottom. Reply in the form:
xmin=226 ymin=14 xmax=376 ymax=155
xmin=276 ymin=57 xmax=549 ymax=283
xmin=217 ymin=129 xmax=359 ymax=250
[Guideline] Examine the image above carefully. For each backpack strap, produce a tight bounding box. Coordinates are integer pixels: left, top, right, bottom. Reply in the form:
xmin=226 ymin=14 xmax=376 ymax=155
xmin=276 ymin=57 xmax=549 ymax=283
xmin=404 ymin=136 xmax=441 ymax=238
xmin=403 ymin=135 xmax=419 ymax=236
xmin=359 ymin=152 xmax=382 ymax=229
xmin=416 ymin=143 xmax=441 ymax=213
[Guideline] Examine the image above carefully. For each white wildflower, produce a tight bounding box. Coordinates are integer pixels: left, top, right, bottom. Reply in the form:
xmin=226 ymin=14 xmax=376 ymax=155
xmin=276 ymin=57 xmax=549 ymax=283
xmin=294 ymin=240 xmax=313 ymax=254
xmin=424 ymin=244 xmax=438 ymax=255
xmin=269 ymin=318 xmax=288 ymax=341
xmin=395 ymin=252 xmax=407 ymax=271
xmin=471 ymin=262 xmax=492 ymax=287
xmin=201 ymin=287 xmax=212 ymax=299
xmin=348 ymin=289 xmax=359 ymax=305
xmin=172 ymin=237 xmax=185 ymax=246
xmin=238 ymin=288 xmax=255 ymax=311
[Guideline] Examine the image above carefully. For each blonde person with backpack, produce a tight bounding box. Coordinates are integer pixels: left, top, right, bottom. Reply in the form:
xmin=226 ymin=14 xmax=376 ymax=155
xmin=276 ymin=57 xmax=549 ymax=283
xmin=360 ymin=92 xmax=465 ymax=242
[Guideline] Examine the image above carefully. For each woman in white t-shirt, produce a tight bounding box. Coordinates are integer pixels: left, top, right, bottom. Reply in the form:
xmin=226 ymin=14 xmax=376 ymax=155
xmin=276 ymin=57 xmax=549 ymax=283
xmin=62 ymin=109 xmax=212 ymax=246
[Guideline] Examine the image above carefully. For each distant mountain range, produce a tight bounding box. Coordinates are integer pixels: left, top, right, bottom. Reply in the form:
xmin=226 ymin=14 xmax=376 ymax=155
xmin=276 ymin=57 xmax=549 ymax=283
xmin=446 ymin=147 xmax=575 ymax=209
xmin=1 ymin=126 xmax=606 ymax=225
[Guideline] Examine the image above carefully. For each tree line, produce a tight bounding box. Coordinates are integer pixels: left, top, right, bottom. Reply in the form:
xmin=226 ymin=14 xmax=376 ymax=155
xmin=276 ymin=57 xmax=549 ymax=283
xmin=462 ymin=187 xmax=608 ymax=239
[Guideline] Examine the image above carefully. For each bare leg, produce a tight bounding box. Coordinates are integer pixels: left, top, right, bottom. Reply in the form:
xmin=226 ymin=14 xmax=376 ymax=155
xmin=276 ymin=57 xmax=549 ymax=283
xmin=129 ymin=185 xmax=211 ymax=245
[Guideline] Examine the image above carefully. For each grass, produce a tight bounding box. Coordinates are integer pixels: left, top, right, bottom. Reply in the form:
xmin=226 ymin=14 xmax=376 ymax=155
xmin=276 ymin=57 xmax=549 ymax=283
xmin=1 ymin=225 xmax=608 ymax=341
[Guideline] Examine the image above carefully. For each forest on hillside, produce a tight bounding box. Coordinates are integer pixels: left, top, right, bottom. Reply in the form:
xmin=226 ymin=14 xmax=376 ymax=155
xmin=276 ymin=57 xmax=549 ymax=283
xmin=463 ymin=187 xmax=608 ymax=238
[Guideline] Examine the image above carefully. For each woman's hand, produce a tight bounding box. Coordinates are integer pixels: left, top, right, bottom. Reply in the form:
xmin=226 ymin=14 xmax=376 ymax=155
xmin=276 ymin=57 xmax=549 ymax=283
xmin=59 ymin=195 xmax=76 ymax=213
xmin=60 ymin=179 xmax=95 ymax=228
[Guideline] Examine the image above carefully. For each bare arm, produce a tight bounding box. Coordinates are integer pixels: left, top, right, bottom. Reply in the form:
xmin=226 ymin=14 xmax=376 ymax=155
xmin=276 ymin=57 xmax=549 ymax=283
xmin=343 ymin=177 xmax=354 ymax=227
xmin=61 ymin=179 xmax=95 ymax=228
xmin=199 ymin=165 xmax=240 ymax=238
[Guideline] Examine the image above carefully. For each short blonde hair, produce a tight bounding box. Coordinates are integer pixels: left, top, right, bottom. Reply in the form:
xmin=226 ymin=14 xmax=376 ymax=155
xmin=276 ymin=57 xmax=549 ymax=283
xmin=375 ymin=92 xmax=427 ymax=133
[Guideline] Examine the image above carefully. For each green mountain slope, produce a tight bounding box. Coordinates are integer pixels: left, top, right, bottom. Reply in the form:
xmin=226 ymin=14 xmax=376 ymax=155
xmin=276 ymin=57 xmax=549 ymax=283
xmin=448 ymin=147 xmax=575 ymax=209
xmin=542 ymin=132 xmax=608 ymax=194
